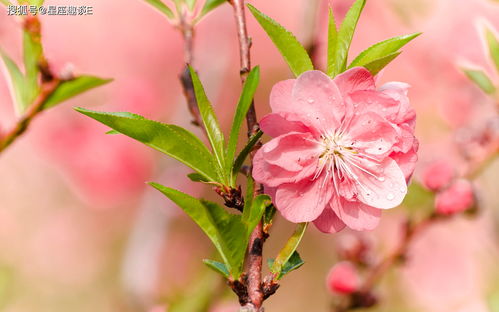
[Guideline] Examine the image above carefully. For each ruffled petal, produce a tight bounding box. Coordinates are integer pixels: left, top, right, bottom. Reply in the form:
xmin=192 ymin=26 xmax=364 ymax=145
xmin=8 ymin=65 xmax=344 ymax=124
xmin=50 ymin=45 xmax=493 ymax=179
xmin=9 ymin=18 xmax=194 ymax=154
xmin=353 ymin=158 xmax=407 ymax=209
xmin=259 ymin=113 xmax=312 ymax=138
xmin=334 ymin=67 xmax=376 ymax=96
xmin=252 ymin=147 xmax=316 ymax=187
xmin=346 ymin=112 xmax=398 ymax=157
xmin=313 ymin=202 xmax=346 ymax=233
xmin=275 ymin=179 xmax=333 ymax=222
xmin=349 ymin=90 xmax=400 ymax=122
xmin=331 ymin=199 xmax=381 ymax=231
xmin=291 ymin=70 xmax=344 ymax=130
xmin=260 ymin=132 xmax=320 ymax=171
xmin=390 ymin=140 xmax=418 ymax=182
xmin=269 ymin=79 xmax=295 ymax=112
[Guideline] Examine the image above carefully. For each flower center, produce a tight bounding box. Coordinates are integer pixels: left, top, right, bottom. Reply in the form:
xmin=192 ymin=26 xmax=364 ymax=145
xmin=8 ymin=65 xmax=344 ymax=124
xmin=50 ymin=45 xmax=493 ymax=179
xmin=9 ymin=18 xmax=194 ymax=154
xmin=313 ymin=130 xmax=382 ymax=198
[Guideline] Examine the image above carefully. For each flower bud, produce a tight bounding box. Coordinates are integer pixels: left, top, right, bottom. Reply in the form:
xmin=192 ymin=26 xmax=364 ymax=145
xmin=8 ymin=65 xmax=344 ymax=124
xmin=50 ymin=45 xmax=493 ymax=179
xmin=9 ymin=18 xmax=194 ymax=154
xmin=326 ymin=261 xmax=360 ymax=295
xmin=435 ymin=179 xmax=475 ymax=215
xmin=421 ymin=160 xmax=455 ymax=191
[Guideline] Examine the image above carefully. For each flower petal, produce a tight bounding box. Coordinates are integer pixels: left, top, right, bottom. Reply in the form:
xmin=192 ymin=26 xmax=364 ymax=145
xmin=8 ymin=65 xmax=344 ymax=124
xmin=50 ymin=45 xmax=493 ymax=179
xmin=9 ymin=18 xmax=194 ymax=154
xmin=260 ymin=132 xmax=319 ymax=171
xmin=259 ymin=113 xmax=312 ymax=138
xmin=347 ymin=112 xmax=398 ymax=157
xmin=353 ymin=158 xmax=407 ymax=209
xmin=390 ymin=141 xmax=418 ymax=182
xmin=269 ymin=79 xmax=295 ymax=112
xmin=275 ymin=179 xmax=333 ymax=223
xmin=313 ymin=201 xmax=346 ymax=233
xmin=334 ymin=67 xmax=376 ymax=96
xmin=331 ymin=199 xmax=381 ymax=231
xmin=253 ymin=148 xmax=316 ymax=187
xmin=349 ymin=90 xmax=400 ymax=122
xmin=291 ymin=70 xmax=344 ymax=130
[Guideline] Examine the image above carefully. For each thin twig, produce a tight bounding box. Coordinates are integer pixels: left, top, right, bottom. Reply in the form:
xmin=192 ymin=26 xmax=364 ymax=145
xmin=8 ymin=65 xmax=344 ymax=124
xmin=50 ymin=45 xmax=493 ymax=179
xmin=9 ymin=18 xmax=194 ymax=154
xmin=229 ymin=0 xmax=264 ymax=310
xmin=177 ymin=11 xmax=205 ymax=130
xmin=0 ymin=16 xmax=60 ymax=154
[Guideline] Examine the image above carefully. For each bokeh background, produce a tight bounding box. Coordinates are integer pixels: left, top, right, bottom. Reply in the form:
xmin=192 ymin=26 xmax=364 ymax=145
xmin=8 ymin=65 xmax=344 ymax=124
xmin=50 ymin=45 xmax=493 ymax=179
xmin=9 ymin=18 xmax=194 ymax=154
xmin=1 ymin=0 xmax=499 ymax=311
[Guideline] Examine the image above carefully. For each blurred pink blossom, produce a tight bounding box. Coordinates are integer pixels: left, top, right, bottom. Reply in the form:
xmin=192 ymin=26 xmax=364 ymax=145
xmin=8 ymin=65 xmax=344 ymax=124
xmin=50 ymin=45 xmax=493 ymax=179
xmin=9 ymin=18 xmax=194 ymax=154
xmin=421 ymin=159 xmax=455 ymax=191
xmin=435 ymin=179 xmax=475 ymax=215
xmin=253 ymin=68 xmax=417 ymax=232
xmin=326 ymin=261 xmax=360 ymax=295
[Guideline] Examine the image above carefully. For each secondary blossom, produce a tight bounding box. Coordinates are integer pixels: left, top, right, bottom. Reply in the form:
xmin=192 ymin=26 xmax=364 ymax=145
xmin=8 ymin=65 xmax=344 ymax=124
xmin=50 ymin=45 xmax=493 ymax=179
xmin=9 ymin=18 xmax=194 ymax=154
xmin=253 ymin=68 xmax=418 ymax=232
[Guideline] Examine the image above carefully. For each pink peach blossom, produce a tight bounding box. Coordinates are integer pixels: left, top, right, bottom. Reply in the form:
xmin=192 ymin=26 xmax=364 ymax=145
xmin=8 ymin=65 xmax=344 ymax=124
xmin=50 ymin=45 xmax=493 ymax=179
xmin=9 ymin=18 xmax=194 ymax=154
xmin=326 ymin=261 xmax=360 ymax=294
xmin=435 ymin=179 xmax=475 ymax=215
xmin=421 ymin=160 xmax=455 ymax=191
xmin=253 ymin=68 xmax=418 ymax=232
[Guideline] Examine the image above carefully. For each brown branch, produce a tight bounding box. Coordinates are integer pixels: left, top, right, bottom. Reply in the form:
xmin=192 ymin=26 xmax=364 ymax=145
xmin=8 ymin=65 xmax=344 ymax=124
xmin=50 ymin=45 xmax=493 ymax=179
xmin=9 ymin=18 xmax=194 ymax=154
xmin=0 ymin=79 xmax=60 ymax=153
xmin=229 ymin=0 xmax=265 ymax=310
xmin=177 ymin=12 xmax=205 ymax=130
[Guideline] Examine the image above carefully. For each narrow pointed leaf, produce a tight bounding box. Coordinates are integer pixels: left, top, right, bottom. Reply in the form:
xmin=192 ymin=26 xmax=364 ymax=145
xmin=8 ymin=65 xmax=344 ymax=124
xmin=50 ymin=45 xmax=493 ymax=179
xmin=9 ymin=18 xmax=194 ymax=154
xmin=268 ymin=251 xmax=304 ymax=280
xmin=242 ymin=194 xmax=270 ymax=237
xmin=270 ymin=222 xmax=307 ymax=277
xmin=1 ymin=51 xmax=27 ymax=114
xmin=199 ymin=0 xmax=225 ymax=18
xmin=149 ymin=183 xmax=248 ymax=278
xmin=327 ymin=8 xmax=339 ymax=77
xmin=462 ymin=68 xmax=496 ymax=94
xmin=349 ymin=33 xmax=420 ymax=68
xmin=187 ymin=172 xmax=209 ymax=183
xmin=23 ymin=31 xmax=42 ymax=110
xmin=248 ymin=4 xmax=313 ymax=77
xmin=143 ymin=0 xmax=174 ymax=19
xmin=362 ymin=51 xmax=401 ymax=76
xmin=333 ymin=0 xmax=366 ymax=76
xmin=226 ymin=66 xmax=260 ymax=184
xmin=203 ymin=259 xmax=229 ymax=278
xmin=232 ymin=130 xmax=263 ymax=179
xmin=484 ymin=27 xmax=499 ymax=73
xmin=44 ymin=76 xmax=112 ymax=109
xmin=0 ymin=0 xmax=11 ymax=6
xmin=75 ymin=108 xmax=221 ymax=182
xmin=189 ymin=66 xmax=226 ymax=179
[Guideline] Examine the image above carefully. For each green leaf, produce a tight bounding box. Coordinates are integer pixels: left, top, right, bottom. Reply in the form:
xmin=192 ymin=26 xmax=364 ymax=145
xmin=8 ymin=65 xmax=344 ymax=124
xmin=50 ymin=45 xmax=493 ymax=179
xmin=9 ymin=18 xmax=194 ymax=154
xmin=232 ymin=130 xmax=263 ymax=179
xmin=168 ymin=270 xmax=220 ymax=312
xmin=203 ymin=259 xmax=229 ymax=278
xmin=362 ymin=51 xmax=401 ymax=76
xmin=402 ymin=182 xmax=435 ymax=221
xmin=22 ymin=30 xmax=42 ymax=112
xmin=189 ymin=66 xmax=226 ymax=181
xmin=242 ymin=194 xmax=270 ymax=237
xmin=349 ymin=33 xmax=420 ymax=68
xmin=247 ymin=4 xmax=313 ymax=77
xmin=44 ymin=76 xmax=112 ymax=109
xmin=268 ymin=251 xmax=304 ymax=280
xmin=185 ymin=0 xmax=196 ymax=11
xmin=327 ymin=8 xmax=339 ymax=77
xmin=0 ymin=0 xmax=11 ymax=6
xmin=75 ymin=108 xmax=221 ymax=182
xmin=226 ymin=66 xmax=260 ymax=185
xmin=149 ymin=184 xmax=248 ymax=278
xmin=331 ymin=0 xmax=366 ymax=76
xmin=1 ymin=50 xmax=27 ymax=114
xmin=462 ymin=68 xmax=496 ymax=94
xmin=263 ymin=204 xmax=276 ymax=229
xmin=484 ymin=27 xmax=499 ymax=73
xmin=143 ymin=0 xmax=174 ymax=19
xmin=187 ymin=172 xmax=209 ymax=183
xmin=270 ymin=222 xmax=307 ymax=278
xmin=199 ymin=0 xmax=225 ymax=18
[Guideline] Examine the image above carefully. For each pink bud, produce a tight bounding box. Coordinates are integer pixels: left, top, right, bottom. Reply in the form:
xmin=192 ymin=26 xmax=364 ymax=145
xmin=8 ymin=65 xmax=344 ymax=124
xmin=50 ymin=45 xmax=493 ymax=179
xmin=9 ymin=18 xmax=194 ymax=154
xmin=435 ymin=179 xmax=475 ymax=215
xmin=326 ymin=261 xmax=360 ymax=295
xmin=421 ymin=160 xmax=455 ymax=191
